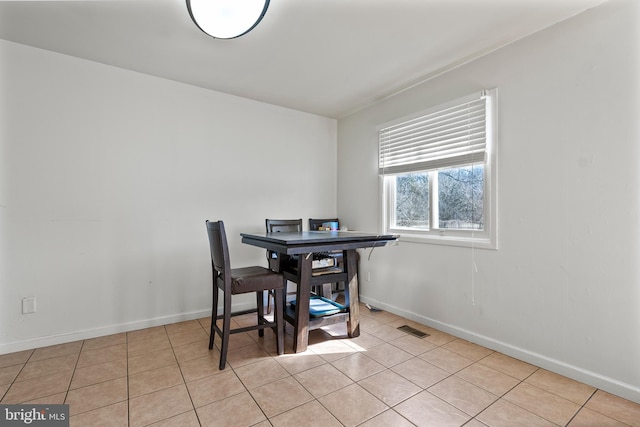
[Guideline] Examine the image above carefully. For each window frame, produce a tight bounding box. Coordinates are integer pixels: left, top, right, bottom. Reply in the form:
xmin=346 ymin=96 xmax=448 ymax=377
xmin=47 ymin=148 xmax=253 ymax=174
xmin=379 ymin=89 xmax=498 ymax=249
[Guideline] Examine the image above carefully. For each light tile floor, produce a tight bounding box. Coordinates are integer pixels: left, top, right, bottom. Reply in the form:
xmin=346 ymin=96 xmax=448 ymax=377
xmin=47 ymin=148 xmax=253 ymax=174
xmin=1 ymin=304 xmax=639 ymax=426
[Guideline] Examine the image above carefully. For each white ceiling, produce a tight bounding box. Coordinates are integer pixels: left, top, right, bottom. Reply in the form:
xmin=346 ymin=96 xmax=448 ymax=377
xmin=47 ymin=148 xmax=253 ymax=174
xmin=0 ymin=0 xmax=607 ymax=118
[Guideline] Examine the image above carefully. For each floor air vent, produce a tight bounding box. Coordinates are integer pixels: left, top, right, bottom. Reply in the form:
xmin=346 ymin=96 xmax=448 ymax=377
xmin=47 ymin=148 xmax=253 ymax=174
xmin=397 ymin=325 xmax=429 ymax=338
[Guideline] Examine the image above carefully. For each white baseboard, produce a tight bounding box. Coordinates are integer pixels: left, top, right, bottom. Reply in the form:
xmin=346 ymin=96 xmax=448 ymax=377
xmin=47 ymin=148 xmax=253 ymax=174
xmin=0 ymin=301 xmax=255 ymax=355
xmin=360 ymin=295 xmax=640 ymax=405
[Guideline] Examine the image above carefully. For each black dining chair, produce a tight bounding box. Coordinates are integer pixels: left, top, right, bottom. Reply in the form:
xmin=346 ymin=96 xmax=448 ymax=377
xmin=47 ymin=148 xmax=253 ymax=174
xmin=206 ymin=220 xmax=285 ymax=369
xmin=265 ymin=218 xmax=302 ymax=272
xmin=264 ymin=219 xmax=302 ymax=313
xmin=309 ymin=218 xmax=345 ymax=301
xmin=309 ymin=218 xmax=340 ymax=232
xmin=265 ymin=218 xmax=303 ymax=233
xmin=265 ymin=218 xmax=343 ymax=308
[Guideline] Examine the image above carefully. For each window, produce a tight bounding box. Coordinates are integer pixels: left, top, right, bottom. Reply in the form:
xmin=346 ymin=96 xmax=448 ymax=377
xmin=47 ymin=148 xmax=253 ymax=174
xmin=379 ymin=89 xmax=497 ymax=248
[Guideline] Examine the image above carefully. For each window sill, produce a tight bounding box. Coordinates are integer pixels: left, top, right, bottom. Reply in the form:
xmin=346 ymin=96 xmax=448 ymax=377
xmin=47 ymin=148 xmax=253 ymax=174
xmin=393 ymin=232 xmax=497 ymax=250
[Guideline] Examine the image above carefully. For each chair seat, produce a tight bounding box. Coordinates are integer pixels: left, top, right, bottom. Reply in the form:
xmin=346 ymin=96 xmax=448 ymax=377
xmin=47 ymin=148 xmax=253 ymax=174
xmin=231 ymin=266 xmax=285 ymax=294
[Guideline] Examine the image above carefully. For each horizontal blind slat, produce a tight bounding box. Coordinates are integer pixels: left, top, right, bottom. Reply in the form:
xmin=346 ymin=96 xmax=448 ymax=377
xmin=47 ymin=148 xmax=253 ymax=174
xmin=381 ymin=152 xmax=486 ymax=175
xmin=384 ymin=100 xmax=485 ymax=134
xmin=382 ymin=137 xmax=486 ymax=166
xmin=384 ymin=115 xmax=485 ymax=145
xmin=380 ymin=132 xmax=486 ymax=165
xmin=383 ymin=124 xmax=486 ymax=153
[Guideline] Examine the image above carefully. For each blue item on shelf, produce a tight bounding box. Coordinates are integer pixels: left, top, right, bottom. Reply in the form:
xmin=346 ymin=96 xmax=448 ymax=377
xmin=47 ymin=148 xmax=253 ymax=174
xmin=290 ymin=296 xmax=346 ymax=317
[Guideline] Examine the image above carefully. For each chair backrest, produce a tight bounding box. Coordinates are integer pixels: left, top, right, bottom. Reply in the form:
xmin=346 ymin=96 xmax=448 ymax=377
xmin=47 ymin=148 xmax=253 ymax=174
xmin=309 ymin=218 xmax=340 ymax=231
xmin=206 ymin=220 xmax=231 ymax=286
xmin=265 ymin=219 xmax=302 ymax=233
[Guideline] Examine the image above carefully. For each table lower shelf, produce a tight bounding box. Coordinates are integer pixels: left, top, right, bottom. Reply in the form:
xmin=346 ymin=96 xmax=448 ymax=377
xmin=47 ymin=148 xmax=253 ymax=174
xmin=283 ymin=304 xmax=349 ymax=331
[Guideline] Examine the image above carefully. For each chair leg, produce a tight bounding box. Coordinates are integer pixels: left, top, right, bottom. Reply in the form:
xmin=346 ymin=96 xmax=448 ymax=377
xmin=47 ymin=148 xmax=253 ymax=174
xmin=282 ymin=281 xmax=289 ymax=308
xmin=274 ymin=287 xmax=284 ymax=355
xmin=219 ymin=290 xmax=231 ymax=370
xmin=257 ymin=291 xmax=265 ymax=337
xmin=209 ymin=284 xmax=219 ymax=350
xmin=265 ymin=290 xmax=273 ymax=314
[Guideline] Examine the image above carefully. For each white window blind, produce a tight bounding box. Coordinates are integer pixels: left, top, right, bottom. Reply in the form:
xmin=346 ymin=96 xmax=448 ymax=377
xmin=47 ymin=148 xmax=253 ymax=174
xmin=379 ymin=91 xmax=489 ymax=175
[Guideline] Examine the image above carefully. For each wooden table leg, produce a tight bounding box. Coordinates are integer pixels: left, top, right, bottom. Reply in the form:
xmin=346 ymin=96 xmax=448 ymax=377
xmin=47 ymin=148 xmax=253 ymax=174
xmin=293 ymin=253 xmax=312 ymax=352
xmin=344 ymin=249 xmax=360 ymax=338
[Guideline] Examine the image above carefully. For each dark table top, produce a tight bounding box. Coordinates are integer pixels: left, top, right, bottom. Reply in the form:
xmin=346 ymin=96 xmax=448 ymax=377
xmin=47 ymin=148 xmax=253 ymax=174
xmin=241 ymin=230 xmax=399 ymax=255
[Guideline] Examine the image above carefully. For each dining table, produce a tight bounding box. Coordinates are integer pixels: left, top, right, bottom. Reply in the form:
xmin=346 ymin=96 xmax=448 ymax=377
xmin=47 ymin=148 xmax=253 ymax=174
xmin=240 ymin=230 xmax=399 ymax=352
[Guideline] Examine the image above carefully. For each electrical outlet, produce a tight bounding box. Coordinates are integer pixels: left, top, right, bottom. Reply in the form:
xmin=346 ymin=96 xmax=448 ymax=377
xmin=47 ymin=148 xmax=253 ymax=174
xmin=22 ymin=297 xmax=36 ymax=314
xmin=367 ymin=271 xmax=371 ymax=282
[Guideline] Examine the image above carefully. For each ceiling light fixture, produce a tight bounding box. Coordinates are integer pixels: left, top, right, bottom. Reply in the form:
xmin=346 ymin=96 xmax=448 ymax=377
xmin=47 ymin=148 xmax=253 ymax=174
xmin=186 ymin=0 xmax=270 ymax=40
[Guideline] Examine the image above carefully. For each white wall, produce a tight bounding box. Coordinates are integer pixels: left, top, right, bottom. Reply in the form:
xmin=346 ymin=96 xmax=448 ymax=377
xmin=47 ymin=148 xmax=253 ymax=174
xmin=338 ymin=0 xmax=639 ymax=403
xmin=0 ymin=40 xmax=337 ymax=353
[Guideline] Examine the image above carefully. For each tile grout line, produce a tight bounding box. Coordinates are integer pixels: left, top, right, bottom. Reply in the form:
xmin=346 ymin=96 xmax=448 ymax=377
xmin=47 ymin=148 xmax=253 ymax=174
xmin=164 ymin=322 xmax=204 ymax=426
xmin=563 ymin=389 xmax=596 ymax=427
xmin=178 ymin=321 xmax=209 ymax=427
xmin=126 ymin=331 xmax=131 ymax=427
xmin=65 ymin=339 xmax=85 ymax=417
xmin=469 ymin=362 xmax=535 ymax=426
xmin=0 ymin=350 xmax=31 ymax=402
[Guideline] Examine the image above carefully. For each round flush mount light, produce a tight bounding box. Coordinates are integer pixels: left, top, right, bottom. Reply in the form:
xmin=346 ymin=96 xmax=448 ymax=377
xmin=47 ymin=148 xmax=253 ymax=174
xmin=186 ymin=0 xmax=270 ymax=39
